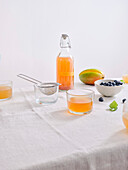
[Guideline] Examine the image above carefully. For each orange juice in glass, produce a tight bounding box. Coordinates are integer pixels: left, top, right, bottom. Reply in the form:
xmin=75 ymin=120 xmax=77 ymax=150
xmin=122 ymin=101 xmax=128 ymax=128
xmin=66 ymin=89 xmax=94 ymax=115
xmin=122 ymin=74 xmax=128 ymax=84
xmin=0 ymin=81 xmax=12 ymax=100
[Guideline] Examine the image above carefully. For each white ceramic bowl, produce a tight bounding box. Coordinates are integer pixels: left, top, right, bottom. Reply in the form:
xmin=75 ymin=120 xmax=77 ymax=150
xmin=94 ymin=79 xmax=124 ymax=97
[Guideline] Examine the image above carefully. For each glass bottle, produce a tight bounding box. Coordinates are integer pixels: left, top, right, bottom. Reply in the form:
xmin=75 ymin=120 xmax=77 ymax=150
xmin=56 ymin=34 xmax=74 ymax=90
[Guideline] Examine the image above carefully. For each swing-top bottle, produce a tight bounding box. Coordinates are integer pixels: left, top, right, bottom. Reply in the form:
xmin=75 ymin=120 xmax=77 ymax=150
xmin=56 ymin=34 xmax=74 ymax=90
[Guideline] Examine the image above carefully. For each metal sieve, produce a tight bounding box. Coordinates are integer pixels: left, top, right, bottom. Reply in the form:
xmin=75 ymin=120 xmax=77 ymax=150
xmin=17 ymin=74 xmax=60 ymax=95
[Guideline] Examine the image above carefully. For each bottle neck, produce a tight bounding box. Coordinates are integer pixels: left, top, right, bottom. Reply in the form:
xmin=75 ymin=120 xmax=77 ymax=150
xmin=61 ymin=47 xmax=70 ymax=52
xmin=59 ymin=34 xmax=71 ymax=58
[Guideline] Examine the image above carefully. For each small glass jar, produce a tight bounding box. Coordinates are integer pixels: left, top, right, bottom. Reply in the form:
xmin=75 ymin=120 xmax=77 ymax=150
xmin=0 ymin=80 xmax=12 ymax=101
xmin=66 ymin=89 xmax=94 ymax=115
xmin=34 ymin=83 xmax=59 ymax=104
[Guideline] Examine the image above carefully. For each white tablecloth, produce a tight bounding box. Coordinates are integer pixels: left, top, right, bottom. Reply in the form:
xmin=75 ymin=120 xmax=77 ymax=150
xmin=0 ymin=83 xmax=128 ymax=170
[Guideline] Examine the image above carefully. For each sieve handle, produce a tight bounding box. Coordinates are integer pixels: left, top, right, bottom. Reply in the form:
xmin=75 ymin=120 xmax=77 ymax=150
xmin=17 ymin=74 xmax=42 ymax=84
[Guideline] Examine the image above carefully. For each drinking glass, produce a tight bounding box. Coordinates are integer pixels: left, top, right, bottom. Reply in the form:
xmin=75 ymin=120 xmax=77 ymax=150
xmin=122 ymin=74 xmax=128 ymax=84
xmin=66 ymin=89 xmax=94 ymax=115
xmin=34 ymin=83 xmax=59 ymax=104
xmin=122 ymin=101 xmax=128 ymax=128
xmin=0 ymin=80 xmax=12 ymax=101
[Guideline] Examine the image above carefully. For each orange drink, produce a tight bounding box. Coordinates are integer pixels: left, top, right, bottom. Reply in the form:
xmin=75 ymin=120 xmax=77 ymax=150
xmin=122 ymin=101 xmax=128 ymax=128
xmin=56 ymin=34 xmax=74 ymax=90
xmin=0 ymin=86 xmax=12 ymax=99
xmin=66 ymin=89 xmax=94 ymax=115
xmin=122 ymin=74 xmax=128 ymax=84
xmin=68 ymin=96 xmax=93 ymax=113
xmin=122 ymin=113 xmax=128 ymax=128
xmin=56 ymin=57 xmax=74 ymax=90
xmin=0 ymin=81 xmax=12 ymax=100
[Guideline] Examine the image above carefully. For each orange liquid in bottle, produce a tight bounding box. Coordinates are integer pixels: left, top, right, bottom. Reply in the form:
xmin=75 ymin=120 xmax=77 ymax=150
xmin=122 ymin=112 xmax=128 ymax=128
xmin=68 ymin=96 xmax=93 ymax=113
xmin=57 ymin=57 xmax=74 ymax=90
xmin=0 ymin=86 xmax=12 ymax=99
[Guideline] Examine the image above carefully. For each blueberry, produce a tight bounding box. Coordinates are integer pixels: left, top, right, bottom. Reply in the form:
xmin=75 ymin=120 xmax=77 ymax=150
xmin=108 ymin=82 xmax=112 ymax=86
xmin=117 ymin=83 xmax=121 ymax=86
xmin=116 ymin=81 xmax=122 ymax=86
xmin=108 ymin=84 xmax=112 ymax=86
xmin=119 ymin=82 xmax=123 ymax=85
xmin=100 ymin=82 xmax=104 ymax=85
xmin=99 ymin=97 xmax=104 ymax=102
xmin=106 ymin=83 xmax=109 ymax=86
xmin=114 ymin=80 xmax=118 ymax=83
xmin=112 ymin=82 xmax=116 ymax=86
xmin=122 ymin=99 xmax=126 ymax=103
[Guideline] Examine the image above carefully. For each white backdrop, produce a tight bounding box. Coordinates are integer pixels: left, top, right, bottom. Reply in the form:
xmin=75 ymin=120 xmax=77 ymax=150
xmin=0 ymin=0 xmax=128 ymax=87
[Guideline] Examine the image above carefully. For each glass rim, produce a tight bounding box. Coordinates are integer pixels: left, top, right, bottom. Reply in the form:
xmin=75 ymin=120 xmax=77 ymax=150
xmin=123 ymin=101 xmax=128 ymax=113
xmin=123 ymin=101 xmax=128 ymax=106
xmin=0 ymin=80 xmax=12 ymax=85
xmin=35 ymin=82 xmax=60 ymax=88
xmin=66 ymin=89 xmax=94 ymax=96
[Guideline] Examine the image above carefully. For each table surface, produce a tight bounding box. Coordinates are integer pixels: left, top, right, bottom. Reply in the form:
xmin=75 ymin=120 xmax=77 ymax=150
xmin=0 ymin=83 xmax=128 ymax=170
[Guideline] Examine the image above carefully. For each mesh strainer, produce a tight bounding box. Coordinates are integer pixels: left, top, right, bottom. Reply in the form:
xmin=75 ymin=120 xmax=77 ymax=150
xmin=17 ymin=74 xmax=60 ymax=95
